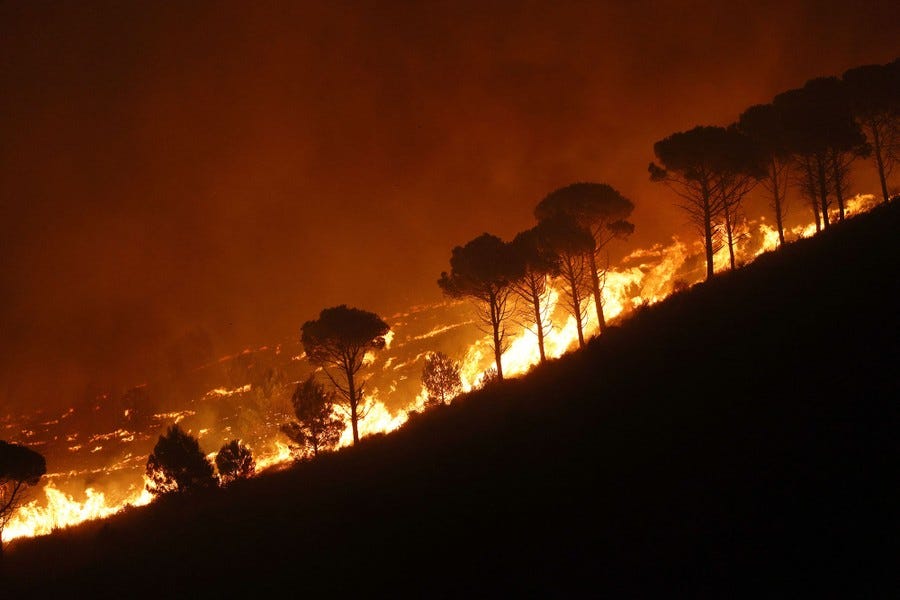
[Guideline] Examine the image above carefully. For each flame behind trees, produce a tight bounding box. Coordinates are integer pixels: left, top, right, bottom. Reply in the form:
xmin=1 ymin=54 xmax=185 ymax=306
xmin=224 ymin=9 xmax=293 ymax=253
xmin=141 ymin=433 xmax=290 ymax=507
xmin=0 ymin=441 xmax=46 ymax=556
xmin=438 ymin=234 xmax=519 ymax=381
xmin=774 ymin=77 xmax=869 ymax=230
xmin=535 ymin=217 xmax=595 ymax=348
xmin=509 ymin=226 xmax=561 ymax=363
xmin=300 ymin=305 xmax=390 ymax=445
xmin=534 ymin=183 xmax=635 ymax=332
xmin=738 ymin=102 xmax=794 ymax=246
xmin=650 ymin=125 xmax=764 ymax=278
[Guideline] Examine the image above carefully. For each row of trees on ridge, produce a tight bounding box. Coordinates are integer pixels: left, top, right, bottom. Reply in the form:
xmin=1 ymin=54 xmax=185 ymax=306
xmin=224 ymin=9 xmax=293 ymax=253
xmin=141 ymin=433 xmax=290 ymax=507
xmin=438 ymin=182 xmax=636 ymax=381
xmin=650 ymin=58 xmax=899 ymax=280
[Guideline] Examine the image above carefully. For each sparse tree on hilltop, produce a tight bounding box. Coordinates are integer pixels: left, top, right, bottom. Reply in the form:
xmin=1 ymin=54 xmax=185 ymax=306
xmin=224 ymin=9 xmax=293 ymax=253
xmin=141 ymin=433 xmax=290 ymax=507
xmin=281 ymin=375 xmax=344 ymax=458
xmin=0 ymin=441 xmax=46 ymax=557
xmin=301 ymin=305 xmax=390 ymax=445
xmin=215 ymin=440 xmax=255 ymax=485
xmin=438 ymin=233 xmax=519 ymax=381
xmin=145 ymin=424 xmax=217 ymax=495
xmin=534 ymin=183 xmax=635 ymax=332
xmin=421 ymin=352 xmax=463 ymax=407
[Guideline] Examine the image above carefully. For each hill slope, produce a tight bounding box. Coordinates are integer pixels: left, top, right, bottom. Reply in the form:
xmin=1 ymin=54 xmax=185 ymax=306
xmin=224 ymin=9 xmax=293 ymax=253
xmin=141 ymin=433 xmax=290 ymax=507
xmin=4 ymin=202 xmax=898 ymax=596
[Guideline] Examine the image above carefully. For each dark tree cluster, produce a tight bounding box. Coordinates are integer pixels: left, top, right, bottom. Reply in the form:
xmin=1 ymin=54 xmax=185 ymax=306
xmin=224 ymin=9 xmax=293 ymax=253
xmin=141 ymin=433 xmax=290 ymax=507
xmin=651 ymin=58 xmax=899 ymax=279
xmin=438 ymin=182 xmax=635 ymax=379
xmin=145 ymin=425 xmax=257 ymax=495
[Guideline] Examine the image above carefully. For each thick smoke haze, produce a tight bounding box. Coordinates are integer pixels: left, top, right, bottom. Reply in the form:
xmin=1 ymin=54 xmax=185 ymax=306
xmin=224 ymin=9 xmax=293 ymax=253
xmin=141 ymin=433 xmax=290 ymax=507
xmin=1 ymin=0 xmax=896 ymax=410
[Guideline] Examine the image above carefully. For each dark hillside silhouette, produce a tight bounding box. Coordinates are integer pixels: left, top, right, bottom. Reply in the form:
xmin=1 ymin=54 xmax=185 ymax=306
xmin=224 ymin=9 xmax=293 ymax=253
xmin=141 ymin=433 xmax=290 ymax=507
xmin=2 ymin=202 xmax=897 ymax=595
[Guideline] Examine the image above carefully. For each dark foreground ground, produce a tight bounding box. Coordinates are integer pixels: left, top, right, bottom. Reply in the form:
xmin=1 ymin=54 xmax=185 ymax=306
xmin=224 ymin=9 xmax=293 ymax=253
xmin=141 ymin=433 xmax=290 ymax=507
xmin=3 ymin=202 xmax=898 ymax=597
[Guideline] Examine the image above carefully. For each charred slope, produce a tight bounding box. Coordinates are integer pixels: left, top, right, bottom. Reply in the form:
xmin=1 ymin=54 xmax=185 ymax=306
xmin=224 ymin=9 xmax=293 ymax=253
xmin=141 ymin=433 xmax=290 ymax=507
xmin=4 ymin=202 xmax=898 ymax=596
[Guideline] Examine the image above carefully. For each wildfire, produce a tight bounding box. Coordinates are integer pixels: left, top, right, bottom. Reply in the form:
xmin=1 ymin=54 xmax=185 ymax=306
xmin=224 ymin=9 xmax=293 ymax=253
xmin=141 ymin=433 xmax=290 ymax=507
xmin=4 ymin=482 xmax=153 ymax=544
xmin=4 ymin=194 xmax=878 ymax=545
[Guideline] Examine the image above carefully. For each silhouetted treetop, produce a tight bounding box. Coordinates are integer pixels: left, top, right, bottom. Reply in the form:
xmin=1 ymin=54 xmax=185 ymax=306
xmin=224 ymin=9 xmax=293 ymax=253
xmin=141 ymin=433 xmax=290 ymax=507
xmin=0 ymin=441 xmax=46 ymax=486
xmin=842 ymin=60 xmax=900 ymax=117
xmin=510 ymin=226 xmax=561 ymax=279
xmin=739 ymin=103 xmax=792 ymax=157
xmin=301 ymin=305 xmax=390 ymax=364
xmin=535 ymin=215 xmax=595 ymax=257
xmin=438 ymin=233 xmax=520 ymax=300
xmin=652 ymin=125 xmax=765 ymax=180
xmin=774 ymin=77 xmax=867 ymax=157
xmin=0 ymin=441 xmax=47 ymax=555
xmin=534 ymin=182 xmax=634 ymax=236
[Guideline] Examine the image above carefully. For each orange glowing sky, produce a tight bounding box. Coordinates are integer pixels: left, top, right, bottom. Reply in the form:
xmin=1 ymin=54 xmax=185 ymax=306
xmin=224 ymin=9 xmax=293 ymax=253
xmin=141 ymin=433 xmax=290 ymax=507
xmin=0 ymin=0 xmax=896 ymax=410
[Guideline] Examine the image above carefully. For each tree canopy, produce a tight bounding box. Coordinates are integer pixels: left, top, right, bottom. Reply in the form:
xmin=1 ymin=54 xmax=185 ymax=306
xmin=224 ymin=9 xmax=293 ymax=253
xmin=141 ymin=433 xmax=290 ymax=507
xmin=301 ymin=305 xmax=390 ymax=445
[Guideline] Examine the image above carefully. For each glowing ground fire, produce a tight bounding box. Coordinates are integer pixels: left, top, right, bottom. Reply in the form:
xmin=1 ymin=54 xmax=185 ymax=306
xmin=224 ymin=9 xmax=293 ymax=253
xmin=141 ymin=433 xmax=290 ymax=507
xmin=3 ymin=195 xmax=878 ymax=545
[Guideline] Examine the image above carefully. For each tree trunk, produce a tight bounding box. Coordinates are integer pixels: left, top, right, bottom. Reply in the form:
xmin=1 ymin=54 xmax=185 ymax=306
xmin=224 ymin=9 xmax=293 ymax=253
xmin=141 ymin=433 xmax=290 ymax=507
xmin=531 ymin=289 xmax=546 ymax=363
xmin=832 ymin=154 xmax=845 ymax=221
xmin=724 ymin=203 xmax=736 ymax=270
xmin=702 ymin=183 xmax=715 ymax=280
xmin=771 ymin=159 xmax=785 ymax=246
xmin=588 ymin=251 xmax=606 ymax=333
xmin=490 ymin=296 xmax=504 ymax=381
xmin=817 ymin=156 xmax=830 ymax=229
xmin=871 ymin=124 xmax=889 ymax=204
xmin=347 ymin=368 xmax=359 ymax=445
xmin=571 ymin=284 xmax=585 ymax=348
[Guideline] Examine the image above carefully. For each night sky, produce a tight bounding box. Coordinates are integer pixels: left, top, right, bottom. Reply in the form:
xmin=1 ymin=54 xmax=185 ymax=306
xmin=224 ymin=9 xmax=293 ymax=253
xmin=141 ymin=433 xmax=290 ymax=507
xmin=1 ymin=0 xmax=896 ymax=410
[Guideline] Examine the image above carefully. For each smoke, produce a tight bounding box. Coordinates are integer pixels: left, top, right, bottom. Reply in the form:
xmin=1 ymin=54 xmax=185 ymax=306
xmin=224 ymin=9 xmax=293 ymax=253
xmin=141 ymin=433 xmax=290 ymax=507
xmin=1 ymin=1 xmax=896 ymax=411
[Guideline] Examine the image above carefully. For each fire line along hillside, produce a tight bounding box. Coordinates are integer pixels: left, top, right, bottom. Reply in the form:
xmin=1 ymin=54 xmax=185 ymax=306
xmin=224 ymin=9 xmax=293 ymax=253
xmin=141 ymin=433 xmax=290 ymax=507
xmin=3 ymin=201 xmax=897 ymax=595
